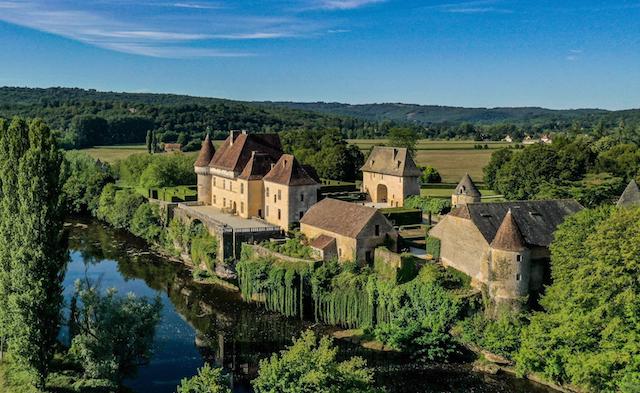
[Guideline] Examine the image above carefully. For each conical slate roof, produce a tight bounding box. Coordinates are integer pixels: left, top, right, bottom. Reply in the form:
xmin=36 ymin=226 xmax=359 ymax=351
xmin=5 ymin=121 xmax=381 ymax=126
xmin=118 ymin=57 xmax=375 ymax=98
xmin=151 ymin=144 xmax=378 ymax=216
xmin=491 ymin=209 xmax=526 ymax=251
xmin=617 ymin=179 xmax=640 ymax=208
xmin=194 ymin=134 xmax=215 ymax=167
xmin=455 ymin=173 xmax=481 ymax=197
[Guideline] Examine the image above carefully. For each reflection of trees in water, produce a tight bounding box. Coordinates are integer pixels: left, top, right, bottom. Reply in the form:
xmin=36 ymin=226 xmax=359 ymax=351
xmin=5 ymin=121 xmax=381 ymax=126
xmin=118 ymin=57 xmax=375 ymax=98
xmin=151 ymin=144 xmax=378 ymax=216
xmin=68 ymin=220 xmax=558 ymax=393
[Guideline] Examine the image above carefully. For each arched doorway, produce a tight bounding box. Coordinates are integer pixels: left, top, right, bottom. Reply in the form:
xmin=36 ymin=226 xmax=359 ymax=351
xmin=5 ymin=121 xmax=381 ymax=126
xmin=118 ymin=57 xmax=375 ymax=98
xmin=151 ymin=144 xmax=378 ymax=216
xmin=376 ymin=184 xmax=388 ymax=203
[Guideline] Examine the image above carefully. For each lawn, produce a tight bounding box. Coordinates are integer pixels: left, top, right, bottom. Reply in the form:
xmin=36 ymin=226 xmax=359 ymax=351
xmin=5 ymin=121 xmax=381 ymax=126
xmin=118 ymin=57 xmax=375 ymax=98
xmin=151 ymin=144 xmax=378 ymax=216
xmin=421 ymin=186 xmax=501 ymax=200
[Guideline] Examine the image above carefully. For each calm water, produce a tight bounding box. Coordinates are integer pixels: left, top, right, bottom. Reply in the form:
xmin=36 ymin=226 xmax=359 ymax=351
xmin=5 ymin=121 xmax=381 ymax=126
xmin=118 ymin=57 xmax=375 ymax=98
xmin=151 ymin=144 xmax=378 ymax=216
xmin=64 ymin=219 xmax=558 ymax=393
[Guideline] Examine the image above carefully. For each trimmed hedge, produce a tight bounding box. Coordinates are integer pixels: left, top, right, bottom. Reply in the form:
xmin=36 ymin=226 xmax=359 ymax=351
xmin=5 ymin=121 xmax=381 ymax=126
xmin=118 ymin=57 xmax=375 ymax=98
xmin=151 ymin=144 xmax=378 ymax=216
xmin=380 ymin=208 xmax=423 ymax=226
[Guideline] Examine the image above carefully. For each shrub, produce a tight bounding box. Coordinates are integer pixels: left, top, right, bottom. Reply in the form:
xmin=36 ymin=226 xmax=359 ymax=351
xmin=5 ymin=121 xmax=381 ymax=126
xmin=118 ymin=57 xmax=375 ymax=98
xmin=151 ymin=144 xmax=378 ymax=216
xmin=458 ymin=311 xmax=526 ymax=359
xmin=96 ymin=186 xmax=145 ymax=229
xmin=177 ymin=364 xmax=231 ymax=393
xmin=130 ymin=203 xmax=163 ymax=243
xmin=421 ymin=166 xmax=442 ymax=183
xmin=190 ymin=224 xmax=218 ymax=271
xmin=252 ymin=330 xmax=382 ymax=393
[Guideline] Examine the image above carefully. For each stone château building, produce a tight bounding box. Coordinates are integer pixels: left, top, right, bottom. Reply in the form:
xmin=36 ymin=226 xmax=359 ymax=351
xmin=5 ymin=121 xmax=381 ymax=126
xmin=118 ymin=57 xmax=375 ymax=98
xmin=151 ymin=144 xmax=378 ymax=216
xmin=429 ymin=199 xmax=583 ymax=306
xmin=194 ymin=132 xmax=319 ymax=231
xmin=361 ymin=146 xmax=421 ymax=207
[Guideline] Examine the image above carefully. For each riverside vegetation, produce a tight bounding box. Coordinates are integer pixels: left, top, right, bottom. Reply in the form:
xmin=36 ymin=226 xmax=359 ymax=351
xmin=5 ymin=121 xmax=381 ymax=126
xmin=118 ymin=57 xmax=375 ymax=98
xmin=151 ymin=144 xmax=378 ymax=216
xmin=1 ymin=114 xmax=639 ymax=393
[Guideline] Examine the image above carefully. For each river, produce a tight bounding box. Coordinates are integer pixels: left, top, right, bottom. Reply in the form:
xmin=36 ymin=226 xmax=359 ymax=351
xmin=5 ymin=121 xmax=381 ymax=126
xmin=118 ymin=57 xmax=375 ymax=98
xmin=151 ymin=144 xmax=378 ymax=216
xmin=63 ymin=219 xmax=558 ymax=393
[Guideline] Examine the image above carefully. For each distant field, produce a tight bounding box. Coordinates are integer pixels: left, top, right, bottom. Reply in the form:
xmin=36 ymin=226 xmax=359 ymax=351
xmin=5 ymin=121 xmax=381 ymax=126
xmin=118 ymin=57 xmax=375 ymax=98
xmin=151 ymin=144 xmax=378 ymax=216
xmin=421 ymin=187 xmax=500 ymax=200
xmin=414 ymin=149 xmax=493 ymax=183
xmin=81 ymin=145 xmax=198 ymax=163
xmin=348 ymin=139 xmax=513 ymax=151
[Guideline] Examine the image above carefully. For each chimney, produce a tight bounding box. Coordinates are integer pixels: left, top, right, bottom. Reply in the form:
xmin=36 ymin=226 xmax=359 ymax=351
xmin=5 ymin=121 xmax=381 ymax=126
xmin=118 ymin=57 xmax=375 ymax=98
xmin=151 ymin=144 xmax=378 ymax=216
xmin=229 ymin=130 xmax=234 ymax=146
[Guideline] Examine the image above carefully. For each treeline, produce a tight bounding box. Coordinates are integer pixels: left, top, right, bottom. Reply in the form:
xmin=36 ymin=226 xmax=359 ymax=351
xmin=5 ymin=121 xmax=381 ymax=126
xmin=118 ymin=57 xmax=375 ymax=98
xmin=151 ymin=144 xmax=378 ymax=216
xmin=4 ymin=87 xmax=640 ymax=150
xmin=484 ymin=134 xmax=640 ymax=206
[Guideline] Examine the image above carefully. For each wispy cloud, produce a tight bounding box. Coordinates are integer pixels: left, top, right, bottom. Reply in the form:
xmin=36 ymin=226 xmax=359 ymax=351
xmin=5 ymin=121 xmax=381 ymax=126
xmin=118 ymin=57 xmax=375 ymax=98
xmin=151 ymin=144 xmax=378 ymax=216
xmin=566 ymin=49 xmax=583 ymax=61
xmin=436 ymin=0 xmax=512 ymax=14
xmin=171 ymin=2 xmax=222 ymax=9
xmin=315 ymin=0 xmax=386 ymax=10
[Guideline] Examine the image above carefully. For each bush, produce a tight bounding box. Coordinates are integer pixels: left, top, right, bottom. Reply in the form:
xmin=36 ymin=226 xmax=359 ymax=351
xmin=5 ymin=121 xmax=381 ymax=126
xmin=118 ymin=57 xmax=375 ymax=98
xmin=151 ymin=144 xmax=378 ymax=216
xmin=130 ymin=203 xmax=163 ymax=243
xmin=62 ymin=151 xmax=114 ymax=214
xmin=405 ymin=196 xmax=451 ymax=216
xmin=458 ymin=311 xmax=526 ymax=359
xmin=190 ymin=224 xmax=218 ymax=271
xmin=252 ymin=330 xmax=382 ymax=393
xmin=96 ymin=185 xmax=145 ymax=229
xmin=177 ymin=364 xmax=231 ymax=393
xmin=421 ymin=166 xmax=442 ymax=183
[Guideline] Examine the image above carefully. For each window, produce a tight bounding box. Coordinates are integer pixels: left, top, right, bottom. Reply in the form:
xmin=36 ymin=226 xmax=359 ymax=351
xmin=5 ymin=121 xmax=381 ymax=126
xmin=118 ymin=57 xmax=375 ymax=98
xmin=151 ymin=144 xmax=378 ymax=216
xmin=277 ymin=209 xmax=281 ymax=220
xmin=213 ymin=177 xmax=216 ymax=187
xmin=300 ymin=193 xmax=304 ymax=202
xmin=375 ymin=225 xmax=380 ymax=236
xmin=223 ymin=198 xmax=226 ymax=206
xmin=278 ymin=190 xmax=282 ymax=201
xmin=240 ymin=202 xmax=244 ymax=213
xmin=240 ymin=183 xmax=244 ymax=194
xmin=516 ymin=273 xmax=521 ymax=281
xmin=339 ymin=248 xmax=342 ymax=257
xmin=213 ymin=195 xmax=216 ymax=204
xmin=299 ymin=211 xmax=304 ymax=219
xmin=274 ymin=195 xmax=277 ymax=203
xmin=516 ymin=254 xmax=522 ymax=262
xmin=223 ymin=180 xmax=226 ymax=189
xmin=266 ymin=206 xmax=269 ymax=216
xmin=266 ymin=187 xmax=270 ymax=197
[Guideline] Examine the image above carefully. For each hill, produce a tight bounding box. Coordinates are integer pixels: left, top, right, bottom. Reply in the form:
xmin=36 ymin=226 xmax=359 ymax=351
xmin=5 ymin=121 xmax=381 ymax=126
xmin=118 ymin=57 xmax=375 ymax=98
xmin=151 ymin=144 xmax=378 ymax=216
xmin=256 ymin=101 xmax=636 ymax=125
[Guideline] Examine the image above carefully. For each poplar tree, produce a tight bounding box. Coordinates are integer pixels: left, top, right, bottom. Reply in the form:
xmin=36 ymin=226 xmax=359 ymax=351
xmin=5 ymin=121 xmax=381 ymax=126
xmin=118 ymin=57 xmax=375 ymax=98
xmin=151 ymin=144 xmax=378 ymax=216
xmin=146 ymin=130 xmax=153 ymax=154
xmin=0 ymin=117 xmax=67 ymax=388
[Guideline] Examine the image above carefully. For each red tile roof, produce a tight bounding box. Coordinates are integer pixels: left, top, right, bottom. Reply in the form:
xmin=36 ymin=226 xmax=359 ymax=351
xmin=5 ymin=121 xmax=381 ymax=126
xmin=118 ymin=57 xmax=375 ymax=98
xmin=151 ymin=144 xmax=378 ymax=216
xmin=263 ymin=154 xmax=319 ymax=186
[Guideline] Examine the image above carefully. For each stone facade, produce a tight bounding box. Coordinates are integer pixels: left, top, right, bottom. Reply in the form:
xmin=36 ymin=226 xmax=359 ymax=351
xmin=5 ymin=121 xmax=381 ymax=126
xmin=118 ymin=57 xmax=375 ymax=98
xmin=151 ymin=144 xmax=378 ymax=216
xmin=194 ymin=133 xmax=319 ymax=231
xmin=300 ymin=198 xmax=397 ymax=264
xmin=429 ymin=200 xmax=583 ymax=306
xmin=361 ymin=146 xmax=421 ymax=207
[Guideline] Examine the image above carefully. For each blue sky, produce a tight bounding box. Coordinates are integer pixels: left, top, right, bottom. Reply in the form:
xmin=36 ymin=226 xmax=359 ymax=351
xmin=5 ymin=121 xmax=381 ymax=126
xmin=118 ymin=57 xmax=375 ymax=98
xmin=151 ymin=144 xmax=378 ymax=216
xmin=0 ymin=0 xmax=639 ymax=109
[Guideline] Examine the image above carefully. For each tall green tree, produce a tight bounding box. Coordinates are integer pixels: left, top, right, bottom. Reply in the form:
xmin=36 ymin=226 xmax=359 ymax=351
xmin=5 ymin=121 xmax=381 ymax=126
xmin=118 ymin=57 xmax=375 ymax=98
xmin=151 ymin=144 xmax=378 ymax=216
xmin=516 ymin=207 xmax=640 ymax=392
xmin=387 ymin=127 xmax=418 ymax=157
xmin=146 ymin=130 xmax=153 ymax=154
xmin=0 ymin=117 xmax=67 ymax=388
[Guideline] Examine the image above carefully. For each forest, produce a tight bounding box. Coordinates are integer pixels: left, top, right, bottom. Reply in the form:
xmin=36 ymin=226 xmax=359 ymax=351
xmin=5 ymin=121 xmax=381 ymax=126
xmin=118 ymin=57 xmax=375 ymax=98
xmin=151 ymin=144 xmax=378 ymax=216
xmin=3 ymin=87 xmax=640 ymax=150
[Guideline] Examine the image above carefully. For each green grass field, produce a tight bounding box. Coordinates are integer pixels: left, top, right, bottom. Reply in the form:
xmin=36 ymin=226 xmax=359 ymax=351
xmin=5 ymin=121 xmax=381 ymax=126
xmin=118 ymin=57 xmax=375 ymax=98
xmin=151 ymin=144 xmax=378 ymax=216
xmin=81 ymin=145 xmax=198 ymax=163
xmin=421 ymin=186 xmax=500 ymax=200
xmin=348 ymin=139 xmax=513 ymax=151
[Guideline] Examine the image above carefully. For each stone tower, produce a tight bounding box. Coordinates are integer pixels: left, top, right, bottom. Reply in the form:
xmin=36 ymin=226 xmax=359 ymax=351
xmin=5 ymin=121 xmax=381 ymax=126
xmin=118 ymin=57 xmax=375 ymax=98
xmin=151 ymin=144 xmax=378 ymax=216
xmin=452 ymin=173 xmax=482 ymax=207
xmin=488 ymin=209 xmax=531 ymax=306
xmin=194 ymin=134 xmax=215 ymax=204
xmin=617 ymin=179 xmax=640 ymax=208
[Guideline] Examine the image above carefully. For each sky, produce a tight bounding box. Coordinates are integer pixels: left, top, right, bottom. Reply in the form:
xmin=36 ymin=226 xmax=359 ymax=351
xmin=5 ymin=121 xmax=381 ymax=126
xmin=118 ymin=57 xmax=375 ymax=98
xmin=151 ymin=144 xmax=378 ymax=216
xmin=0 ymin=0 xmax=639 ymax=109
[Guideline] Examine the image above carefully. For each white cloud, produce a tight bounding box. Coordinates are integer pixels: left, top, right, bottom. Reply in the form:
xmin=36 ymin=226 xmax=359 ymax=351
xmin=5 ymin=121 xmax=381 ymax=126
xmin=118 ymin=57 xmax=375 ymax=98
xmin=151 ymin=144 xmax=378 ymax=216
xmin=171 ymin=2 xmax=221 ymax=9
xmin=436 ymin=0 xmax=512 ymax=14
xmin=316 ymin=0 xmax=385 ymax=10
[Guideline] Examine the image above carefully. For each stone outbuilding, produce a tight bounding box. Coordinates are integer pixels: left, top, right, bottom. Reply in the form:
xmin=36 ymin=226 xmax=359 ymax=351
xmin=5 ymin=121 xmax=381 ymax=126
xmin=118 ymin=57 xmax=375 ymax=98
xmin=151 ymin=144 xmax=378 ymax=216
xmin=361 ymin=146 xmax=421 ymax=207
xmin=429 ymin=199 xmax=583 ymax=306
xmin=451 ymin=173 xmax=482 ymax=207
xmin=617 ymin=179 xmax=640 ymax=208
xmin=300 ymin=198 xmax=397 ymax=264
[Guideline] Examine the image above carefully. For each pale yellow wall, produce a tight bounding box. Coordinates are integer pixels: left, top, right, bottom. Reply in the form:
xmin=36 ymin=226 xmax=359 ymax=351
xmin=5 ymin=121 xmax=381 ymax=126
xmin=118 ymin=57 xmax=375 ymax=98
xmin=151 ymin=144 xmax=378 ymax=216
xmin=264 ymin=182 xmax=320 ymax=231
xmin=210 ymin=174 xmax=253 ymax=216
xmin=300 ymin=224 xmax=358 ymax=263
xmin=429 ymin=215 xmax=491 ymax=285
xmin=197 ymin=173 xmax=211 ymax=204
xmin=451 ymin=193 xmax=481 ymax=207
xmin=362 ymin=171 xmax=419 ymax=207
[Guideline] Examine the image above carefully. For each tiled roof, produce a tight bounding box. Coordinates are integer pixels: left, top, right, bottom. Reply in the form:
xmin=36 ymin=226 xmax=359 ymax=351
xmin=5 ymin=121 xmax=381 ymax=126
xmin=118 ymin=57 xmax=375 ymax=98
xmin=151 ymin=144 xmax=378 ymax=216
xmin=209 ymin=132 xmax=282 ymax=173
xmin=490 ymin=209 xmax=526 ymax=251
xmin=360 ymin=146 xmax=422 ymax=177
xmin=309 ymin=234 xmax=336 ymax=251
xmin=465 ymin=200 xmax=583 ymax=247
xmin=455 ymin=174 xmax=481 ymax=197
xmin=238 ymin=152 xmax=276 ymax=180
xmin=300 ymin=198 xmax=391 ymax=238
xmin=194 ymin=134 xmax=215 ymax=167
xmin=263 ymin=154 xmax=319 ymax=186
xmin=617 ymin=179 xmax=640 ymax=208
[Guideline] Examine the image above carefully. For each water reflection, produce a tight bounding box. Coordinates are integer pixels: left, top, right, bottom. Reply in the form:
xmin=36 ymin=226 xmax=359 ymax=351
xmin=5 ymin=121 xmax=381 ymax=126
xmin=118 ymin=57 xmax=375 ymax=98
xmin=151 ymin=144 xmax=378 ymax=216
xmin=65 ymin=219 xmax=557 ymax=393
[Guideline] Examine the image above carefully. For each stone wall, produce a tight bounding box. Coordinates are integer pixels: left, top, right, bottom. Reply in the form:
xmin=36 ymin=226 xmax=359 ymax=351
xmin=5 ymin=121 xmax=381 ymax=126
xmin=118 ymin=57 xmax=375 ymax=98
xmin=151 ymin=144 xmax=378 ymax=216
xmin=362 ymin=171 xmax=420 ymax=207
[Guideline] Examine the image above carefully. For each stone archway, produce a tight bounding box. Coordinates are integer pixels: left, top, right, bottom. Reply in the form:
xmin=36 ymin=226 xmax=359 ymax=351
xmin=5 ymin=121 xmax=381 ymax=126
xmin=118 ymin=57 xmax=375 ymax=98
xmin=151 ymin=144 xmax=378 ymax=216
xmin=376 ymin=184 xmax=388 ymax=203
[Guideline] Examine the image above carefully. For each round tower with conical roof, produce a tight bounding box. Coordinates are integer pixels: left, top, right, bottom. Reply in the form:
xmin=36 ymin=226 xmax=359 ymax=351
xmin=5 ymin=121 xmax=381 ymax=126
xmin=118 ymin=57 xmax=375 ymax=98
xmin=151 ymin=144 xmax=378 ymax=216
xmin=488 ymin=209 xmax=531 ymax=306
xmin=194 ymin=134 xmax=215 ymax=204
xmin=452 ymin=173 xmax=482 ymax=207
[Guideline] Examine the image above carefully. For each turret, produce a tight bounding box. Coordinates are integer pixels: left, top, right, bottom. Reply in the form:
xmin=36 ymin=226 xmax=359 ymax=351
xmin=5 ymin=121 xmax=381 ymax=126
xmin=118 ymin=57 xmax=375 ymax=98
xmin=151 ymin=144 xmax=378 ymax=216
xmin=194 ymin=134 xmax=215 ymax=204
xmin=617 ymin=179 xmax=640 ymax=208
xmin=452 ymin=173 xmax=482 ymax=207
xmin=488 ymin=209 xmax=531 ymax=306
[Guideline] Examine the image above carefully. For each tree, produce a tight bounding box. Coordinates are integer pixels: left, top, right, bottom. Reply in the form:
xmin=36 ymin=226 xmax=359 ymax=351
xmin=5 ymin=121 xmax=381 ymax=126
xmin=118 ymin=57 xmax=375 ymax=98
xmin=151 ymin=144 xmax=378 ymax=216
xmin=61 ymin=151 xmax=114 ymax=214
xmin=70 ymin=280 xmax=162 ymax=385
xmin=494 ymin=144 xmax=560 ymax=200
xmin=177 ymin=364 xmax=232 ymax=393
xmin=0 ymin=117 xmax=67 ymax=388
xmin=146 ymin=130 xmax=153 ymax=154
xmin=71 ymin=115 xmax=108 ymax=148
xmin=387 ymin=127 xmax=418 ymax=157
xmin=483 ymin=148 xmax=513 ymax=190
xmin=516 ymin=207 xmax=640 ymax=392
xmin=420 ymin=166 xmax=441 ymax=183
xmin=252 ymin=330 xmax=382 ymax=393
xmin=177 ymin=132 xmax=188 ymax=146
